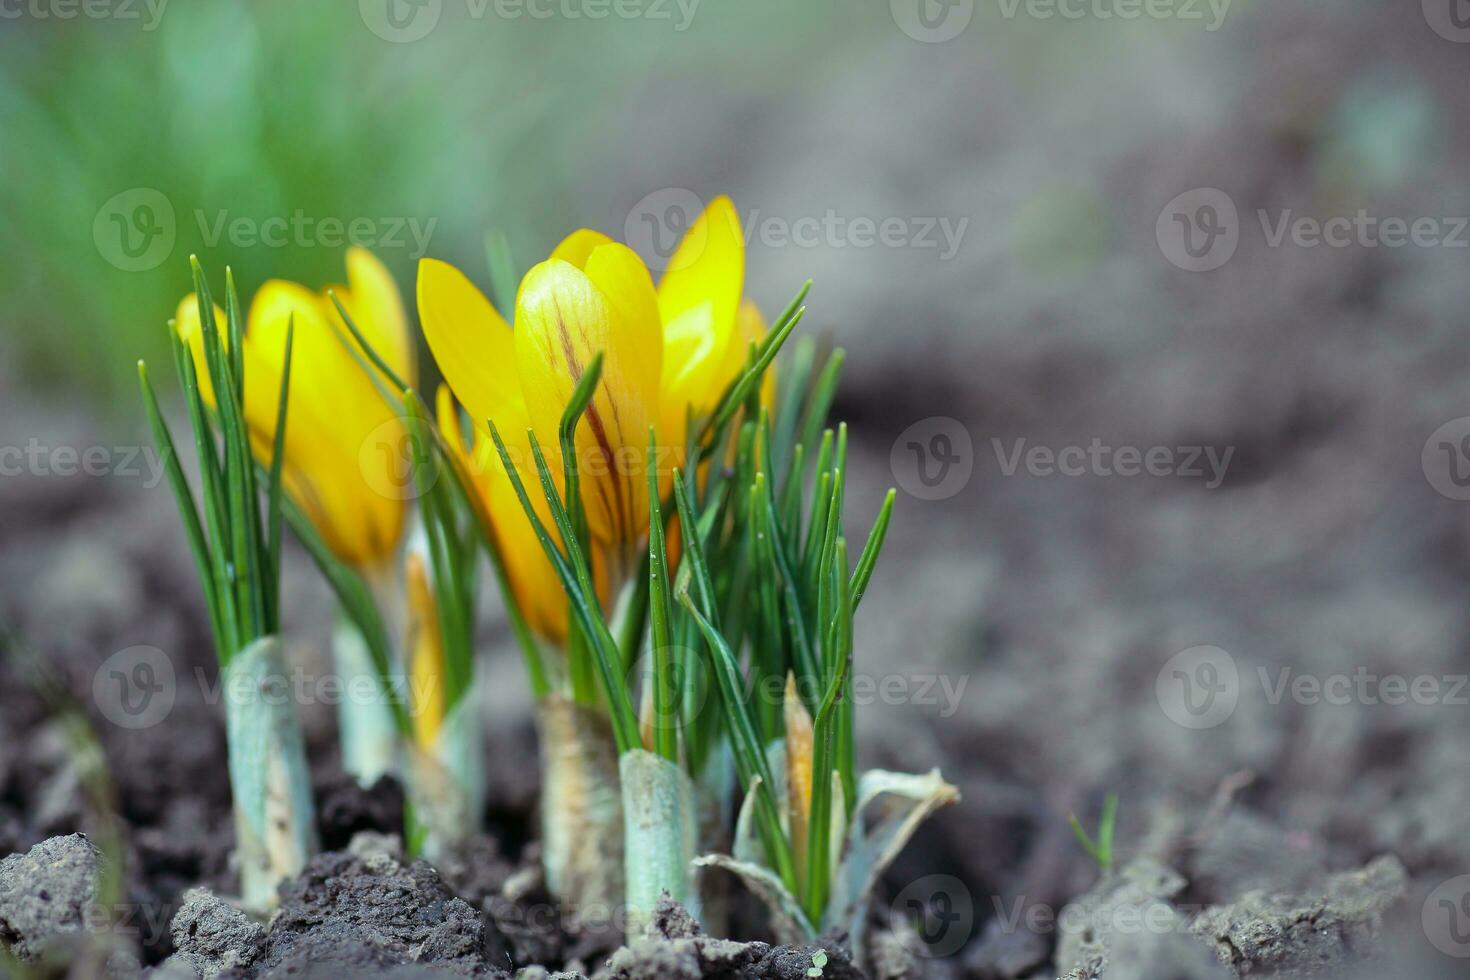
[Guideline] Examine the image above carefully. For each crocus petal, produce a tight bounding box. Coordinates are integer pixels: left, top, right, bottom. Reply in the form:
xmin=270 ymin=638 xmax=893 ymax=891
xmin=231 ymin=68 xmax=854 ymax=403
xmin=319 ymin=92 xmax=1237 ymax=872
xmin=551 ymin=228 xmax=616 ymax=269
xmin=406 ymin=551 xmax=447 ymax=749
xmin=418 ymin=258 xmax=523 ymax=434
xmin=244 ymin=280 xmax=406 ymax=567
xmin=514 ymin=258 xmax=657 ymax=548
xmin=658 ymin=195 xmax=744 ymax=331
xmin=339 ymin=246 xmax=415 ymax=384
xmin=657 ymin=196 xmax=745 ymax=422
xmin=581 ymin=242 xmax=662 ymax=414
xmin=552 ymin=233 xmax=663 ymax=410
xmin=173 ymin=293 xmax=229 ymax=406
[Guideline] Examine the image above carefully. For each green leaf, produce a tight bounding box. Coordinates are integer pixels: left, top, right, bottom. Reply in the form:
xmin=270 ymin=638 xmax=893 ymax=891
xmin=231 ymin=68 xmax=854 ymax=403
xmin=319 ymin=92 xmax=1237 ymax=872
xmin=137 ymin=360 xmax=224 ymax=652
xmin=646 ymin=430 xmax=679 ymax=763
xmin=264 ymin=320 xmax=294 ymax=632
xmin=849 ymin=489 xmax=895 ymax=611
xmin=486 ymin=421 xmax=640 ymax=754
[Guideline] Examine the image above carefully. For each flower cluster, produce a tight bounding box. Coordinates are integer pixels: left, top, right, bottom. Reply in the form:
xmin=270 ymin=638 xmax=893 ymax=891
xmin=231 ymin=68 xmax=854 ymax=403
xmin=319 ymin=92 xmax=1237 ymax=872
xmin=145 ymin=195 xmax=954 ymax=962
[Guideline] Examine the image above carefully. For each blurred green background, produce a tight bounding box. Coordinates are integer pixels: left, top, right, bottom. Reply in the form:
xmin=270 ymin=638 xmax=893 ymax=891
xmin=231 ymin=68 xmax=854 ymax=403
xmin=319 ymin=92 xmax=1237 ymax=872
xmin=0 ymin=0 xmax=850 ymax=408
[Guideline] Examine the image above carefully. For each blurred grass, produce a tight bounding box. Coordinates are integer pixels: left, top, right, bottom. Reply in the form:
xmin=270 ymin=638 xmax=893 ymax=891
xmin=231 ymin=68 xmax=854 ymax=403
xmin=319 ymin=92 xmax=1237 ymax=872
xmin=0 ymin=0 xmax=848 ymax=417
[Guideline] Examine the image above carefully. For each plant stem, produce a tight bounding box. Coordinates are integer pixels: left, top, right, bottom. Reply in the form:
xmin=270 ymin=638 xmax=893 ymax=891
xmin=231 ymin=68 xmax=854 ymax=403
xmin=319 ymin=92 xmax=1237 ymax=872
xmin=332 ymin=613 xmax=400 ymax=787
xmin=224 ymin=636 xmax=317 ymax=910
xmin=537 ymin=694 xmax=625 ymax=928
xmin=621 ymin=748 xmax=699 ymax=939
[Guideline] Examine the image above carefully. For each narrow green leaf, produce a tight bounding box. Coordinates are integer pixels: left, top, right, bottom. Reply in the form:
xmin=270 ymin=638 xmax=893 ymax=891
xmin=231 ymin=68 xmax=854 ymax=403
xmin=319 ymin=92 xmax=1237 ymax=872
xmin=327 ymin=290 xmax=411 ymax=396
xmin=137 ymin=361 xmax=224 ymax=652
xmin=646 ymin=429 xmax=678 ymax=763
xmin=487 ymin=422 xmax=640 ymax=753
xmin=264 ymin=322 xmax=294 ymax=633
xmin=849 ymin=489 xmax=895 ymax=611
xmin=678 ymin=590 xmax=798 ymax=895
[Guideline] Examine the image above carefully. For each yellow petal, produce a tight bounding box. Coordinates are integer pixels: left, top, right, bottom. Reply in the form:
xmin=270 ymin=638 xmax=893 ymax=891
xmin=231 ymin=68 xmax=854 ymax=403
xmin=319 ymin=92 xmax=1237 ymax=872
xmin=406 ymin=551 xmax=446 ymax=748
xmin=551 ymin=228 xmax=616 ymax=269
xmin=173 ymin=294 xmax=229 ymax=407
xmin=339 ymin=247 xmax=414 ymax=384
xmin=658 ymin=195 xmax=745 ymax=328
xmin=514 ymin=258 xmax=657 ymax=548
xmin=552 ymin=233 xmax=662 ymax=401
xmin=418 ymin=258 xmax=523 ymax=434
xmin=244 ymin=280 xmax=406 ymax=567
xmin=658 ymin=196 xmax=745 ymax=425
xmin=784 ymin=673 xmax=815 ymax=888
xmin=581 ymin=242 xmax=662 ymax=410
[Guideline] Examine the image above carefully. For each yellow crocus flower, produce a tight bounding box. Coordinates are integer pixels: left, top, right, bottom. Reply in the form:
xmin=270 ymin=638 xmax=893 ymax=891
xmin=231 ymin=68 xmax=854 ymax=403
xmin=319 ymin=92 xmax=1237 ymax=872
xmin=419 ymin=239 xmax=659 ymax=636
xmin=418 ymin=196 xmax=766 ymax=642
xmin=174 ymin=247 xmax=414 ymax=569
